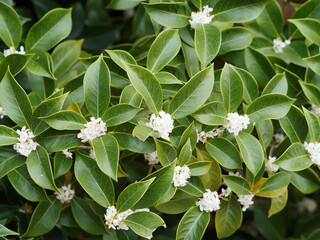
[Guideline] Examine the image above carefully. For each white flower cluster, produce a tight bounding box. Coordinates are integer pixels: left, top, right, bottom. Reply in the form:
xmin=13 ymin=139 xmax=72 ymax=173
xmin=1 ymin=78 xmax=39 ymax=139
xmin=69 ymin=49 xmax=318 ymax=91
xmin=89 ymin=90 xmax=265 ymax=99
xmin=228 ymin=171 xmax=241 ymax=177
xmin=273 ymin=133 xmax=285 ymax=147
xmin=265 ymin=156 xmax=279 ymax=172
xmin=3 ymin=46 xmax=26 ymax=57
xmin=311 ymin=104 xmax=320 ymax=116
xmin=197 ymin=128 xmax=224 ymax=143
xmin=298 ymin=198 xmax=317 ymax=213
xmin=146 ymin=110 xmax=174 ymax=141
xmin=13 ymin=127 xmax=39 ymax=157
xmin=77 ymin=117 xmax=107 ymax=142
xmin=105 ymin=206 xmax=149 ymax=230
xmin=144 ymin=151 xmax=159 ymax=165
xmin=89 ymin=149 xmax=95 ymax=159
xmin=224 ymin=112 xmax=250 ymax=136
xmin=54 ymin=184 xmax=75 ymax=204
xmin=189 ymin=5 xmax=214 ymax=29
xmin=220 ymin=187 xmax=231 ymax=198
xmin=273 ymin=38 xmax=291 ymax=54
xmin=238 ymin=194 xmax=254 ymax=211
xmin=0 ymin=107 xmax=7 ymax=119
xmin=196 ymin=189 xmax=220 ymax=212
xmin=62 ymin=149 xmax=73 ymax=159
xmin=173 ymin=165 xmax=191 ymax=187
xmin=304 ymin=142 xmax=320 ymax=165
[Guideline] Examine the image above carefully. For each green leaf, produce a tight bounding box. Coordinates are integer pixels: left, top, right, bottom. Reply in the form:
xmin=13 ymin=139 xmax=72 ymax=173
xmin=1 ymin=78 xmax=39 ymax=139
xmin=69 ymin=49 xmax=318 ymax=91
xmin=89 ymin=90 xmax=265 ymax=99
xmin=303 ymin=106 xmax=320 ymax=142
xmin=102 ymin=104 xmax=141 ymax=127
xmin=279 ymin=105 xmax=308 ymax=143
xmin=176 ymin=123 xmax=197 ymax=153
xmin=205 ymin=138 xmax=242 ymax=169
xmin=220 ymin=27 xmax=253 ymax=54
xmin=181 ymin=42 xmax=200 ymax=77
xmin=156 ymin=193 xmax=197 ymax=215
xmin=215 ymin=194 xmax=243 ymax=239
xmin=117 ymin=178 xmax=154 ymax=213
xmin=92 ymin=135 xmax=119 ymax=181
xmin=134 ymin=161 xmax=175 ymax=208
xmin=0 ymin=224 xmax=18 ymax=237
xmin=300 ymin=81 xmax=320 ymax=106
xmin=84 ymin=55 xmax=111 ymax=118
xmin=132 ymin=125 xmax=153 ymax=141
xmin=287 ymin=168 xmax=320 ymax=194
xmin=190 ymin=101 xmax=227 ymax=126
xmin=274 ymin=143 xmax=313 ymax=171
xmin=113 ymin=132 xmax=155 ymax=154
xmin=23 ymin=199 xmax=61 ymax=237
xmin=235 ymin=67 xmax=259 ymax=104
xmin=124 ymin=211 xmax=164 ymax=239
xmin=119 ymin=85 xmax=142 ymax=107
xmin=212 ymin=0 xmax=268 ymax=22
xmin=220 ymin=63 xmax=244 ymax=112
xmin=124 ymin=63 xmax=162 ymax=115
xmin=244 ymin=47 xmax=275 ymax=86
xmin=178 ymin=139 xmax=192 ymax=166
xmin=179 ymin=176 xmax=205 ymax=197
xmin=155 ymin=71 xmax=183 ymax=85
xmin=289 ymin=18 xmax=320 ymax=46
xmin=195 ymin=24 xmax=220 ymax=69
xmin=304 ymin=54 xmax=320 ymax=75
xmin=256 ymin=120 xmax=273 ymax=150
xmin=147 ymin=29 xmax=181 ymax=73
xmin=268 ymin=190 xmax=287 ymax=217
xmin=245 ymin=94 xmax=294 ymax=122
xmin=71 ymin=197 xmax=106 ymax=235
xmin=26 ymin=49 xmax=55 ymax=79
xmin=188 ymin=161 xmax=211 ymax=176
xmin=0 ymin=152 xmax=25 ymax=179
xmin=143 ymin=3 xmax=191 ymax=28
xmin=176 ymin=206 xmax=210 ymax=240
xmin=0 ymin=1 xmax=21 ymax=48
xmin=26 ymin=145 xmax=58 ymax=191
xmin=0 ymin=54 xmax=33 ymax=80
xmin=169 ymin=64 xmax=214 ymax=119
xmin=255 ymin=173 xmax=291 ymax=198
xmin=53 ymin=152 xmax=72 ymax=179
xmin=7 ymin=165 xmax=47 ymax=202
xmin=75 ymin=152 xmax=114 ymax=208
xmin=223 ymin=175 xmax=251 ymax=195
xmin=26 ymin=8 xmax=72 ymax=51
xmin=155 ymin=139 xmax=177 ymax=166
xmin=262 ymin=73 xmax=288 ymax=95
xmin=106 ymin=50 xmax=137 ymax=71
xmin=40 ymin=110 xmax=86 ymax=130
xmin=236 ymin=132 xmax=264 ymax=176
xmin=0 ymin=125 xmax=18 ymax=146
xmin=0 ymin=69 xmax=33 ymax=128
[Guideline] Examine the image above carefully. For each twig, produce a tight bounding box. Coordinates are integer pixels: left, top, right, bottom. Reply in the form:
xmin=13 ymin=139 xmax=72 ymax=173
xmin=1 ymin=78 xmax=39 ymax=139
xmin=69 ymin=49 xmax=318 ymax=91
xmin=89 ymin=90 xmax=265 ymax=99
xmin=147 ymin=165 xmax=154 ymax=175
xmin=77 ymin=145 xmax=92 ymax=150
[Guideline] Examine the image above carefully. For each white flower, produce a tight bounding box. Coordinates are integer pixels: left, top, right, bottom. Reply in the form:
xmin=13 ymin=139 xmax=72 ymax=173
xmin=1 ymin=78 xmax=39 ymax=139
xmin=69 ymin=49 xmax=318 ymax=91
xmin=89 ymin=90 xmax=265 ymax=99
xmin=197 ymin=128 xmax=224 ymax=143
xmin=273 ymin=133 xmax=285 ymax=147
xmin=311 ymin=104 xmax=320 ymax=117
xmin=146 ymin=110 xmax=174 ymax=141
xmin=173 ymin=165 xmax=191 ymax=187
xmin=220 ymin=187 xmax=231 ymax=198
xmin=238 ymin=194 xmax=254 ymax=211
xmin=54 ymin=184 xmax=75 ymax=204
xmin=0 ymin=107 xmax=7 ymax=119
xmin=53 ymin=88 xmax=60 ymax=93
xmin=196 ymin=189 xmax=220 ymax=212
xmin=104 ymin=206 xmax=150 ymax=230
xmin=189 ymin=5 xmax=214 ymax=29
xmin=298 ymin=198 xmax=317 ymax=213
xmin=13 ymin=126 xmax=39 ymax=157
xmin=228 ymin=171 xmax=241 ymax=177
xmin=3 ymin=46 xmax=25 ymax=57
xmin=273 ymin=38 xmax=290 ymax=54
xmin=89 ymin=149 xmax=95 ymax=159
xmin=304 ymin=142 xmax=320 ymax=165
xmin=224 ymin=112 xmax=250 ymax=136
xmin=62 ymin=149 xmax=73 ymax=159
xmin=77 ymin=117 xmax=107 ymax=142
xmin=265 ymin=156 xmax=279 ymax=172
xmin=144 ymin=152 xmax=159 ymax=165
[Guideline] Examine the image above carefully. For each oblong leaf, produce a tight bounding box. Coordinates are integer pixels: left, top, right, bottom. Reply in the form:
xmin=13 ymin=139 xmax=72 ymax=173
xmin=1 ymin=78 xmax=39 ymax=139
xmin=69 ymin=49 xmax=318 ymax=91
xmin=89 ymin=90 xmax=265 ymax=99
xmin=223 ymin=175 xmax=251 ymax=195
xmin=220 ymin=27 xmax=253 ymax=54
xmin=289 ymin=18 xmax=320 ymax=46
xmin=191 ymin=102 xmax=227 ymax=126
xmin=40 ymin=110 xmax=86 ymax=130
xmin=0 ymin=125 xmax=18 ymax=146
xmin=102 ymin=104 xmax=142 ymax=127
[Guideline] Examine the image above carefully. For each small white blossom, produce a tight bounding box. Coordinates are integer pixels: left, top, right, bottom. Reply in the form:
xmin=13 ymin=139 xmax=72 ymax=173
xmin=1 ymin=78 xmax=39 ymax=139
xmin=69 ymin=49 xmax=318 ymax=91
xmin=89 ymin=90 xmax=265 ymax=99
xmin=173 ymin=165 xmax=191 ymax=187
xmin=228 ymin=171 xmax=241 ymax=177
xmin=3 ymin=46 xmax=25 ymax=57
xmin=146 ymin=110 xmax=174 ymax=141
xmin=144 ymin=152 xmax=159 ymax=165
xmin=77 ymin=117 xmax=107 ymax=142
xmin=304 ymin=142 xmax=320 ymax=165
xmin=311 ymin=104 xmax=320 ymax=117
xmin=53 ymin=88 xmax=60 ymax=93
xmin=298 ymin=198 xmax=317 ymax=213
xmin=89 ymin=149 xmax=95 ymax=159
xmin=265 ymin=156 xmax=279 ymax=172
xmin=224 ymin=112 xmax=250 ymax=136
xmin=189 ymin=5 xmax=214 ymax=29
xmin=273 ymin=133 xmax=285 ymax=147
xmin=196 ymin=189 xmax=220 ymax=212
xmin=238 ymin=194 xmax=254 ymax=211
xmin=0 ymin=107 xmax=7 ymax=119
xmin=62 ymin=149 xmax=73 ymax=159
xmin=220 ymin=187 xmax=231 ymax=198
xmin=54 ymin=184 xmax=75 ymax=204
xmin=104 ymin=206 xmax=150 ymax=230
xmin=273 ymin=38 xmax=291 ymax=54
xmin=197 ymin=128 xmax=224 ymax=143
xmin=13 ymin=126 xmax=39 ymax=157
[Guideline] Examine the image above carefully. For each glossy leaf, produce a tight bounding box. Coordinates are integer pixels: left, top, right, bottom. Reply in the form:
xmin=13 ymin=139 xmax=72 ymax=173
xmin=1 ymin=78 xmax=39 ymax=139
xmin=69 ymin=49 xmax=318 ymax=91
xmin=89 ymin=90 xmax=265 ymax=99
xmin=262 ymin=73 xmax=288 ymax=95
xmin=40 ymin=110 xmax=86 ymax=130
xmin=106 ymin=50 xmax=137 ymax=71
xmin=53 ymin=152 xmax=72 ymax=179
xmin=155 ymin=139 xmax=177 ymax=166
xmin=255 ymin=173 xmax=291 ymax=198
xmin=188 ymin=161 xmax=211 ymax=176
xmin=289 ymin=18 xmax=320 ymax=46
xmin=304 ymin=54 xmax=320 ymax=75
xmin=191 ymin=102 xmax=227 ymax=126
xmin=102 ymin=104 xmax=141 ymax=127
xmin=303 ymin=106 xmax=320 ymax=142
xmin=223 ymin=175 xmax=251 ymax=195
xmin=220 ymin=27 xmax=253 ymax=54
xmin=0 ymin=125 xmax=18 ymax=146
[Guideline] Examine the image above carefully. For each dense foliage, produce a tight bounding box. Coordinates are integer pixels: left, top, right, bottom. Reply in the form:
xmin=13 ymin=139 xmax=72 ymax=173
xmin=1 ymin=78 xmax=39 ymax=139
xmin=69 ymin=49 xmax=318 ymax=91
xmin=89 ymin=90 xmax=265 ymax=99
xmin=0 ymin=0 xmax=320 ymax=239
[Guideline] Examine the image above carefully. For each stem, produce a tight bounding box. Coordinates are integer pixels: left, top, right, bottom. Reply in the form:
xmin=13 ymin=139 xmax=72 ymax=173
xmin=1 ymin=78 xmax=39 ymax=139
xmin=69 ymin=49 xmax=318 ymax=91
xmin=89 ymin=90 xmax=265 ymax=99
xmin=147 ymin=165 xmax=154 ymax=175
xmin=77 ymin=145 xmax=92 ymax=150
xmin=269 ymin=144 xmax=275 ymax=158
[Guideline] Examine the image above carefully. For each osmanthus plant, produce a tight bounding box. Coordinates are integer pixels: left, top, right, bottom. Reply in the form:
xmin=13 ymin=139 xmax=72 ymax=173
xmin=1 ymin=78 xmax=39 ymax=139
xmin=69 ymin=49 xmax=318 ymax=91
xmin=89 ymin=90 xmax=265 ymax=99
xmin=0 ymin=0 xmax=320 ymax=239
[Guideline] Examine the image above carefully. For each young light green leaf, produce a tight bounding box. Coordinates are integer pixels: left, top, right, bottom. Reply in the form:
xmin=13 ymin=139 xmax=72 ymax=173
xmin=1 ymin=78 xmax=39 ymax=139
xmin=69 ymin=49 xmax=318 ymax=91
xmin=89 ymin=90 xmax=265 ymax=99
xmin=262 ymin=73 xmax=288 ymax=95
xmin=40 ymin=110 xmax=86 ymax=130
